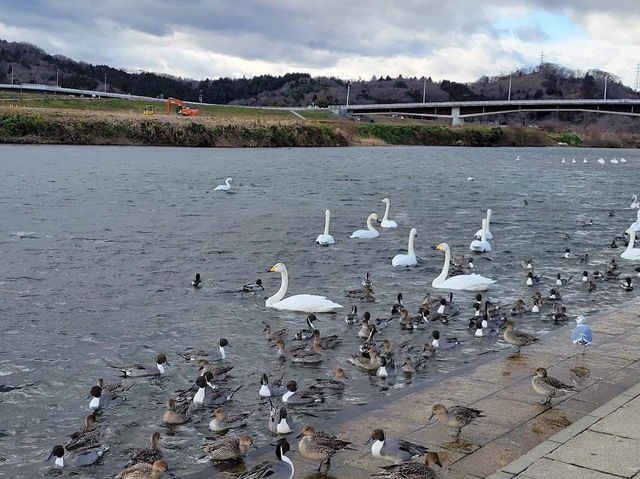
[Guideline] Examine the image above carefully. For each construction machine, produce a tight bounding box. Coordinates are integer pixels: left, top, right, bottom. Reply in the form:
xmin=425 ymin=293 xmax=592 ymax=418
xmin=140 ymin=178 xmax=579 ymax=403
xmin=166 ymin=97 xmax=199 ymax=116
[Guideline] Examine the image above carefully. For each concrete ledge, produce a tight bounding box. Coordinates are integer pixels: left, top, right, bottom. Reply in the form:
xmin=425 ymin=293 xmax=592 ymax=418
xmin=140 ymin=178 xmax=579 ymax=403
xmin=547 ymin=414 xmax=599 ymax=443
xmin=502 ymin=440 xmax=560 ymax=475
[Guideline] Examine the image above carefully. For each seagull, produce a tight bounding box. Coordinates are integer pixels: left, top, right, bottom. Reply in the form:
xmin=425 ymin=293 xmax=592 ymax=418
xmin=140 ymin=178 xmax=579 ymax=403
xmin=571 ymin=315 xmax=592 ymax=353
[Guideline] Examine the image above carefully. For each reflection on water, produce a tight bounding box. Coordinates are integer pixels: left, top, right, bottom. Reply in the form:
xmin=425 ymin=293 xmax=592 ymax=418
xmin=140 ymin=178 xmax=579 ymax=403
xmin=0 ymin=144 xmax=638 ymax=477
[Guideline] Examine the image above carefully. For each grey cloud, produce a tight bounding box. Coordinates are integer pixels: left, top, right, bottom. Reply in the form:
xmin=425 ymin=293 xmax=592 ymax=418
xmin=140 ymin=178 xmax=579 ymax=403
xmin=515 ymin=24 xmax=549 ymax=42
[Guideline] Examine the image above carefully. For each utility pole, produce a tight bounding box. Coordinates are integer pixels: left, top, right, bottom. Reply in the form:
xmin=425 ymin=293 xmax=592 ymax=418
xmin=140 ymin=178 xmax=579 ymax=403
xmin=346 ymin=81 xmax=351 ymax=106
xmin=508 ymin=75 xmax=512 ymax=101
xmin=603 ymin=75 xmax=608 ymax=100
xmin=10 ymin=64 xmax=13 ymax=85
xmin=634 ymin=63 xmax=640 ymax=92
xmin=422 ymin=77 xmax=426 ymax=103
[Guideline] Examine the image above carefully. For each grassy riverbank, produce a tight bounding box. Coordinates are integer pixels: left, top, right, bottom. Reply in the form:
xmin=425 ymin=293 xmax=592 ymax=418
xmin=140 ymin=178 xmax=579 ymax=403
xmin=1 ymin=99 xmax=638 ymax=147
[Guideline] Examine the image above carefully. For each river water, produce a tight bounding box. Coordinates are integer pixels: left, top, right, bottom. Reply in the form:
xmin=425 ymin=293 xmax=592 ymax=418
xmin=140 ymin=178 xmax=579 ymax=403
xmin=0 ymin=145 xmax=638 ymax=478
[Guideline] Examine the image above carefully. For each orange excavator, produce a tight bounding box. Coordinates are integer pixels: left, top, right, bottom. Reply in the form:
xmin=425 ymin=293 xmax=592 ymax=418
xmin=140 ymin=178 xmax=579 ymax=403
xmin=165 ymin=97 xmax=199 ymax=116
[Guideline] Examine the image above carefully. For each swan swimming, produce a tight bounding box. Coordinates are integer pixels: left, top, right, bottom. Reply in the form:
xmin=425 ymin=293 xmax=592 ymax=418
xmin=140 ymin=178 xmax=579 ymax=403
xmin=621 ymin=228 xmax=640 ymax=260
xmin=392 ymin=228 xmax=417 ymax=267
xmin=316 ymin=209 xmax=335 ymax=246
xmin=620 ymin=158 xmax=627 ymax=164
xmin=561 ymin=158 xmax=566 ymax=164
xmin=597 ymin=158 xmax=605 ymax=164
xmin=350 ymin=213 xmax=379 ymax=239
xmin=631 ymin=195 xmax=640 ymax=209
xmin=432 ymin=243 xmax=495 ymax=291
xmin=610 ymin=158 xmax=619 ymax=164
xmin=474 ymin=209 xmax=493 ymax=240
xmin=470 ymin=219 xmax=491 ymax=253
xmin=583 ymin=158 xmax=588 ymax=163
xmin=266 ymin=263 xmax=342 ymax=313
xmin=379 ymin=198 xmax=398 ymax=228
xmin=214 ymin=177 xmax=233 ymax=191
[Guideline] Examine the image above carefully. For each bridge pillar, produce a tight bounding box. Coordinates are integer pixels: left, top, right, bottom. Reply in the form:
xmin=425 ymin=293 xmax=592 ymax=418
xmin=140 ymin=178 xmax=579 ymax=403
xmin=451 ymin=107 xmax=464 ymax=125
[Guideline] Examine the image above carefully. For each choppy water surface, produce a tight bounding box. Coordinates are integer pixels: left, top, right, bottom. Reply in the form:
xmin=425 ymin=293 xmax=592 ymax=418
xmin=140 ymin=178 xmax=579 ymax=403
xmin=0 ymin=145 xmax=638 ymax=478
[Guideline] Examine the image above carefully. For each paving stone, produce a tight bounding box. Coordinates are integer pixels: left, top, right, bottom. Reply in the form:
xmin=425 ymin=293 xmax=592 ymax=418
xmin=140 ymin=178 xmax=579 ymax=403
xmin=590 ymin=407 xmax=640 ymax=439
xmin=547 ymin=414 xmax=599 ymax=443
xmin=502 ymin=440 xmax=559 ymax=474
xmin=520 ymin=457 xmax=623 ymax=479
xmin=572 ymin=381 xmax=628 ymax=405
xmin=471 ymin=397 xmax=538 ymax=429
xmin=409 ymin=421 xmax=508 ymax=455
xmin=317 ymin=464 xmax=372 ymax=479
xmin=548 ymin=430 xmax=640 ymax=477
xmin=449 ymin=438 xmax=525 ymax=478
xmin=621 ymin=383 xmax=640 ymax=398
xmin=589 ymin=393 xmax=634 ymax=418
xmin=485 ymin=472 xmax=515 ymax=479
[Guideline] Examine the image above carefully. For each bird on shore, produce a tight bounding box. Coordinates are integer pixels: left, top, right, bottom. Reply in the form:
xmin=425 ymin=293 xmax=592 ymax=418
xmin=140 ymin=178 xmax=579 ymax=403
xmin=297 ymin=425 xmax=353 ymax=471
xmin=372 ymin=452 xmax=442 ymax=479
xmin=571 ymin=316 xmax=592 ymax=352
xmin=429 ymin=404 xmax=484 ymax=437
xmin=503 ymin=320 xmax=538 ymax=354
xmin=366 ymin=429 xmax=429 ymax=464
xmin=531 ymin=367 xmax=575 ymax=406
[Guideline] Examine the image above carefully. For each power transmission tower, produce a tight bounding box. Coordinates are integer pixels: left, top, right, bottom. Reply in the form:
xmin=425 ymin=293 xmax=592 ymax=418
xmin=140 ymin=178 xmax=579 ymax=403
xmin=540 ymin=50 xmax=545 ymax=67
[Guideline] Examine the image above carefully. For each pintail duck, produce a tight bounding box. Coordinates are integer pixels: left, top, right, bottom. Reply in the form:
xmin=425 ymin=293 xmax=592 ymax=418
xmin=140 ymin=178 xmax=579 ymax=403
xmin=621 ymin=277 xmax=634 ymax=291
xmin=391 ymin=293 xmax=404 ymax=315
xmin=237 ymin=439 xmax=294 ymax=479
xmin=200 ymin=434 xmax=253 ymax=461
xmin=312 ymin=329 xmax=341 ymax=349
xmin=526 ymin=271 xmax=543 ymax=286
xmin=209 ymin=407 xmax=250 ymax=432
xmin=269 ymin=405 xmax=296 ymax=434
xmin=47 ymin=443 xmax=109 ymax=468
xmin=377 ymin=357 xmax=397 ymax=378
xmin=510 ymin=299 xmax=526 ymax=316
xmin=345 ymin=305 xmax=359 ymax=325
xmin=179 ymin=338 xmax=231 ymax=362
xmin=401 ymin=357 xmax=417 ymax=373
xmin=192 ymin=273 xmax=202 ymax=289
xmin=578 ymin=252 xmax=589 ymax=263
xmin=358 ymin=314 xmax=372 ymax=338
xmin=124 ymin=432 xmax=162 ymax=468
xmin=348 ymin=348 xmax=380 ymax=370
xmin=548 ymin=288 xmax=561 ymax=300
xmin=430 ymin=330 xmax=460 ymax=349
xmin=362 ymin=272 xmax=373 ymax=288
xmin=264 ymin=324 xmax=288 ymax=342
xmin=581 ymin=271 xmax=589 ymax=282
xmin=88 ymin=385 xmax=124 ymax=410
xmin=531 ymin=367 xmax=575 ymax=405
xmin=240 ymin=278 xmax=264 ymax=292
xmin=429 ymin=404 xmax=484 ymax=436
xmin=112 ymin=353 xmax=169 ymax=378
xmin=289 ymin=341 xmax=323 ymax=364
xmin=310 ymin=368 xmax=347 ymax=391
xmin=563 ymin=248 xmax=572 ymax=259
xmin=422 ymin=342 xmax=436 ymax=358
xmin=610 ymin=238 xmax=618 ymax=248
xmin=531 ymin=298 xmax=540 ymax=313
xmin=192 ymin=376 xmax=242 ymax=406
xmin=97 ymin=377 xmax=125 ymax=394
xmin=586 ymin=280 xmax=596 ymax=292
xmin=297 ymin=425 xmax=353 ymax=470
xmin=524 ymin=259 xmax=534 ymax=270
xmin=504 ymin=320 xmax=538 ymax=354
xmin=275 ymin=339 xmax=306 ymax=359
xmin=293 ymin=314 xmax=318 ymax=341
xmin=259 ymin=373 xmax=287 ymax=397
xmin=162 ymin=398 xmax=191 ymax=425
xmin=571 ymin=316 xmax=592 ymax=351
xmin=283 ymin=380 xmax=320 ymax=404
xmin=65 ymin=412 xmax=99 ymax=451
xmin=556 ymin=273 xmax=572 ymax=286
xmin=372 ymin=452 xmax=442 ymax=479
xmin=199 ymin=361 xmax=233 ymax=377
xmin=365 ymin=429 xmax=429 ymax=464
xmin=116 ymin=460 xmax=168 ymax=479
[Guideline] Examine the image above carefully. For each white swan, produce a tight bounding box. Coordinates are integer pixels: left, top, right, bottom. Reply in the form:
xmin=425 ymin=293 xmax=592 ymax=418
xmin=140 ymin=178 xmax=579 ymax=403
xmin=474 ymin=209 xmax=493 ymax=240
xmin=561 ymin=158 xmax=566 ymax=164
xmin=611 ymin=158 xmax=619 ymax=164
xmin=265 ymin=263 xmax=342 ymax=313
xmin=470 ymin=219 xmax=492 ymax=253
xmin=572 ymin=157 xmax=576 ymax=164
xmin=392 ymin=228 xmax=417 ymax=267
xmin=583 ymin=158 xmax=588 ymax=163
xmin=620 ymin=158 xmax=627 ymax=164
xmin=621 ymin=229 xmax=640 ymax=260
xmin=631 ymin=195 xmax=640 ymax=209
xmin=597 ymin=158 xmax=605 ymax=164
xmin=630 ymin=209 xmax=640 ymax=232
xmin=316 ymin=209 xmax=335 ymax=246
xmin=214 ymin=177 xmax=233 ymax=191
xmin=350 ymin=213 xmax=379 ymax=239
xmin=379 ymin=198 xmax=398 ymax=228
xmin=432 ymin=243 xmax=495 ymax=291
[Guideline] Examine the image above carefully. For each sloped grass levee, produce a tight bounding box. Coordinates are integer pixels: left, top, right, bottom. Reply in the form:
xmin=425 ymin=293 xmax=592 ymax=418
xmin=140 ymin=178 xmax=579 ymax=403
xmin=356 ymin=124 xmax=508 ymax=146
xmin=0 ymin=112 xmax=349 ymax=147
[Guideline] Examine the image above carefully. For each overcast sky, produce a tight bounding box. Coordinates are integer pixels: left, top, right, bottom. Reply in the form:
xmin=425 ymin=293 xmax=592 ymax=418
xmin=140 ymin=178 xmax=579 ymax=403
xmin=1 ymin=1 xmax=639 ymax=86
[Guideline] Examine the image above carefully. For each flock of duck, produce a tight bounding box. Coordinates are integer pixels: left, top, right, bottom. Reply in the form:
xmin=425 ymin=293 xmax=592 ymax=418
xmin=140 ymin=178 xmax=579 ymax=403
xmin=45 ymin=172 xmax=640 ymax=479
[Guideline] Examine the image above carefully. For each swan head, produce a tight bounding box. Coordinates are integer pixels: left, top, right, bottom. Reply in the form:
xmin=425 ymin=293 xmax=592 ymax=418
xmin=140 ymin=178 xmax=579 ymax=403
xmin=409 ymin=228 xmax=417 ymax=238
xmin=325 ymin=209 xmax=330 ymax=218
xmin=435 ymin=243 xmax=449 ymax=252
xmin=226 ymin=177 xmax=233 ymax=183
xmin=269 ymin=263 xmax=286 ymax=273
xmin=380 ymin=198 xmax=390 ymax=204
xmin=369 ymin=213 xmax=379 ymax=221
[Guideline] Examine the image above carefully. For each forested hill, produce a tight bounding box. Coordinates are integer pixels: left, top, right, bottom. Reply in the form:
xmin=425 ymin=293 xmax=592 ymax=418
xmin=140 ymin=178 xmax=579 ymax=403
xmin=1 ymin=39 xmax=637 ymax=106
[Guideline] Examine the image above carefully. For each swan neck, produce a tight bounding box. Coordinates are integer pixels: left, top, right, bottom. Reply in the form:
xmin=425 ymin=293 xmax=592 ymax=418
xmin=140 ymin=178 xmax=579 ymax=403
xmin=323 ymin=210 xmax=330 ymax=236
xmin=267 ymin=268 xmax=288 ymax=306
xmin=407 ymin=231 xmax=416 ymax=256
xmin=434 ymin=247 xmax=451 ymax=284
xmin=627 ymin=230 xmax=636 ymax=251
xmin=367 ymin=215 xmax=378 ymax=232
xmin=382 ymin=201 xmax=390 ymax=221
xmin=481 ymin=220 xmax=487 ymax=242
xmin=486 ymin=209 xmax=492 ymax=227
